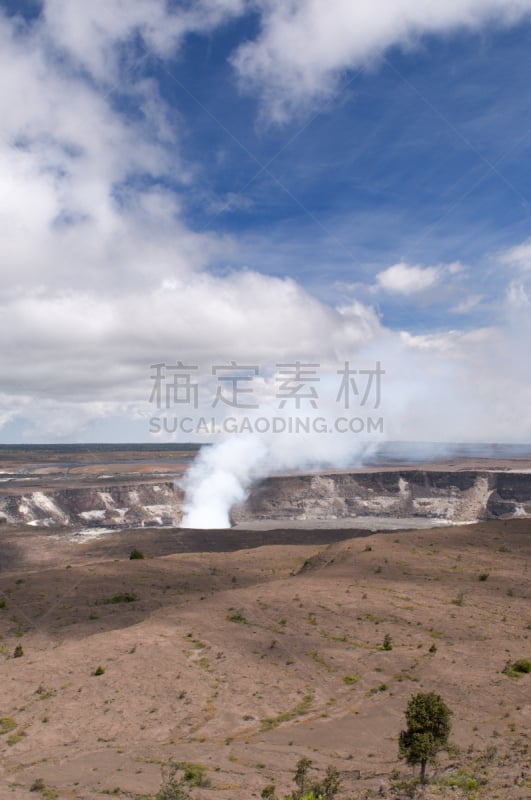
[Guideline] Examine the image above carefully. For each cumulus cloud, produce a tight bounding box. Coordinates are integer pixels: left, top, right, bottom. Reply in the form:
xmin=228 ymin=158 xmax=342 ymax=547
xmin=373 ymin=260 xmax=465 ymax=296
xmin=376 ymin=262 xmax=441 ymax=294
xmin=0 ymin=273 xmax=382 ymax=399
xmin=1 ymin=2 xmax=531 ymax=447
xmin=232 ymin=0 xmax=531 ymax=120
xmin=0 ymin=10 xmax=211 ymax=294
xmin=0 ymin=4 xmax=384 ymax=438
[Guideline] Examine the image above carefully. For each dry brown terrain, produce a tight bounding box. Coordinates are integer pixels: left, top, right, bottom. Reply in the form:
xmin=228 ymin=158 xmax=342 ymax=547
xmin=0 ymin=520 xmax=529 ymax=800
xmin=0 ymin=448 xmax=198 ymax=495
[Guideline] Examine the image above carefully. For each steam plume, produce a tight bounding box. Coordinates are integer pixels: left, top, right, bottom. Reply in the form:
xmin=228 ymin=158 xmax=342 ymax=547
xmin=180 ymin=426 xmax=377 ymax=529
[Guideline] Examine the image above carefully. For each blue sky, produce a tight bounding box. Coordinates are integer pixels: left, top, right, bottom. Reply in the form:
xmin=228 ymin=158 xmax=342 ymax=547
xmin=155 ymin=15 xmax=531 ymax=331
xmin=1 ymin=1 xmax=531 ymax=443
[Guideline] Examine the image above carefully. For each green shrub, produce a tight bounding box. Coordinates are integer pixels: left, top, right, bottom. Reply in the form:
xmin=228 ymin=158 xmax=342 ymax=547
xmin=93 ymin=665 xmax=105 ymax=676
xmin=382 ymin=634 xmax=393 ymax=651
xmin=226 ymin=611 xmax=248 ymax=624
xmin=260 ymin=693 xmax=314 ymax=731
xmin=13 ymin=644 xmax=24 ymax=658
xmin=129 ymin=548 xmax=145 ymax=560
xmin=99 ymin=593 xmax=138 ymax=605
xmin=343 ymin=674 xmax=360 ymax=685
xmin=503 ymin=658 xmax=531 ymax=678
xmin=182 ymin=763 xmax=209 ymax=787
xmin=288 ymin=759 xmax=341 ymax=800
xmin=154 ymin=761 xmax=210 ymax=799
xmin=0 ymin=717 xmax=17 ymax=735
xmin=438 ymin=767 xmax=484 ymax=791
xmin=30 ymin=779 xmax=59 ymax=799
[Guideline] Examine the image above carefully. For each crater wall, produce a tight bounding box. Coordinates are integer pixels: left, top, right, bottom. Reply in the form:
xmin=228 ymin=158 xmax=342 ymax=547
xmin=1 ymin=469 xmax=531 ymax=529
xmin=0 ymin=482 xmax=184 ymax=528
xmin=232 ymin=470 xmax=531 ymax=525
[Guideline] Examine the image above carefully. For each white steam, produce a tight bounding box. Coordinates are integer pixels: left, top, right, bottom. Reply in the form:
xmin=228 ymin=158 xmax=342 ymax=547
xmin=180 ymin=437 xmax=269 ymax=528
xmin=180 ymin=421 xmax=378 ymax=529
xmin=179 ymin=300 xmax=531 ymax=530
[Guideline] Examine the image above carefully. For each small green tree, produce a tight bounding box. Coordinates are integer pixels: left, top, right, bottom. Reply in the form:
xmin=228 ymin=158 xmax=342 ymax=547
xmin=319 ymin=765 xmax=341 ymax=800
xmin=293 ymin=758 xmax=313 ymax=799
xmin=289 ymin=759 xmax=341 ymax=800
xmin=398 ymin=691 xmax=451 ymax=784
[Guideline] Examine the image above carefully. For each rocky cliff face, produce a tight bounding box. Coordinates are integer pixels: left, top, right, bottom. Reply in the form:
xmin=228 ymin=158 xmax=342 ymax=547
xmin=231 ymin=470 xmax=531 ymax=524
xmin=0 ymin=482 xmax=184 ymax=528
xmin=1 ymin=469 xmax=531 ymax=529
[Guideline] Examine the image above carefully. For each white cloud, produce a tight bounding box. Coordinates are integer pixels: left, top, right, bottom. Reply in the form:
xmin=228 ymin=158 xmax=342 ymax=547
xmin=506 ymin=280 xmax=530 ymax=309
xmin=500 ymin=240 xmax=531 ymax=314
xmin=0 ymin=4 xmax=387 ymax=439
xmin=1 ymin=2 xmax=531 ymax=445
xmin=376 ymin=262 xmax=441 ymax=294
xmin=232 ymin=0 xmax=531 ymax=120
xmin=396 ymin=320 xmax=531 ymax=443
xmin=500 ymin=238 xmax=531 ymax=270
xmin=41 ymin=0 xmax=247 ymax=82
xmin=400 ymin=326 xmax=493 ymax=353
xmin=451 ymin=294 xmax=483 ymax=314
xmin=0 ymin=272 xmax=382 ymax=398
xmin=0 ymin=12 xmax=213 ymax=295
xmin=0 ymin=4 xmax=383 ymax=410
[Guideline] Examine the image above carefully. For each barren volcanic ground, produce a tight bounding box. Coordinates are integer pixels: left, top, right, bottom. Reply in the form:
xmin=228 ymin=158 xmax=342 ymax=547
xmin=0 ymin=520 xmax=529 ymax=800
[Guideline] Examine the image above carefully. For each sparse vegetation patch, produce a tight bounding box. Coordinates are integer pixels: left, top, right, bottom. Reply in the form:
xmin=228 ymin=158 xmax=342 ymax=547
xmin=503 ymin=658 xmax=531 ymax=679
